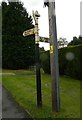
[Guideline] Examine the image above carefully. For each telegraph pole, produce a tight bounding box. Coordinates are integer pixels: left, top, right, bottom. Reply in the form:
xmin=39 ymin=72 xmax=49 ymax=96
xmin=44 ymin=0 xmax=60 ymax=112
xmin=32 ymin=11 xmax=42 ymax=108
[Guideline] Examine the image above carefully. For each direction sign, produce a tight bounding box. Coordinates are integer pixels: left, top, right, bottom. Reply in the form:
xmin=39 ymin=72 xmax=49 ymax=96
xmin=23 ymin=28 xmax=35 ymax=36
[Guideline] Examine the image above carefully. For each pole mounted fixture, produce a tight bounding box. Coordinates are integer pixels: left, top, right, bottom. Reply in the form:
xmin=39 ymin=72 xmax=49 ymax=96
xmin=44 ymin=0 xmax=60 ymax=112
xmin=44 ymin=0 xmax=49 ymax=7
xmin=32 ymin=10 xmax=40 ymax=44
xmin=32 ymin=10 xmax=40 ymax=25
xmin=33 ymin=10 xmax=40 ymax=18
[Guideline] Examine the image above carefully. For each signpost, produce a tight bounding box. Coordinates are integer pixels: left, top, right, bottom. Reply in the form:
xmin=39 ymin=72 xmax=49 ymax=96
xmin=33 ymin=10 xmax=42 ymax=108
xmin=23 ymin=28 xmax=35 ymax=36
xmin=23 ymin=1 xmax=60 ymax=111
xmin=23 ymin=10 xmax=42 ymax=108
xmin=44 ymin=0 xmax=60 ymax=112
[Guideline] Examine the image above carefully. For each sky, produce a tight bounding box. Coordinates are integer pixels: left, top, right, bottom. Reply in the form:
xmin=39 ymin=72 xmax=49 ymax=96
xmin=0 ymin=0 xmax=81 ymax=50
xmin=22 ymin=0 xmax=81 ymax=50
xmin=21 ymin=0 xmax=81 ymax=42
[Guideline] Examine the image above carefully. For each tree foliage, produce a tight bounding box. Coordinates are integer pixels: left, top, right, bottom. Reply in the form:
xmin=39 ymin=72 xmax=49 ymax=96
xmin=68 ymin=36 xmax=82 ymax=46
xmin=57 ymin=37 xmax=68 ymax=48
xmin=2 ymin=1 xmax=35 ymax=69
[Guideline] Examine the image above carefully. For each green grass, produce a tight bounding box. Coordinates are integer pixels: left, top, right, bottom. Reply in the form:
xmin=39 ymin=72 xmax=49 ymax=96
xmin=2 ymin=70 xmax=80 ymax=119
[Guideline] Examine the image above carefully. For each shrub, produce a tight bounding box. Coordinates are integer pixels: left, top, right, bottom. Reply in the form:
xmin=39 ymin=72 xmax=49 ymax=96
xmin=40 ymin=45 xmax=82 ymax=80
xmin=59 ymin=45 xmax=81 ymax=80
xmin=40 ymin=50 xmax=50 ymax=74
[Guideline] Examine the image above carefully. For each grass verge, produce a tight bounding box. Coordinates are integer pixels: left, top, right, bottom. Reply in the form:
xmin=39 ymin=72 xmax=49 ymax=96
xmin=2 ymin=70 xmax=80 ymax=119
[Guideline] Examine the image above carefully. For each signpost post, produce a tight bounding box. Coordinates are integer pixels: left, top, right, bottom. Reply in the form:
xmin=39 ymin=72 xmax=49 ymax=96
xmin=23 ymin=10 xmax=42 ymax=108
xmin=33 ymin=10 xmax=42 ymax=108
xmin=44 ymin=0 xmax=60 ymax=112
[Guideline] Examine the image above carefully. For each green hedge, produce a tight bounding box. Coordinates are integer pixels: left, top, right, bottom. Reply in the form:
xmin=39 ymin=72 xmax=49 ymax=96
xmin=40 ymin=50 xmax=50 ymax=74
xmin=40 ymin=45 xmax=82 ymax=80
xmin=59 ymin=45 xmax=81 ymax=80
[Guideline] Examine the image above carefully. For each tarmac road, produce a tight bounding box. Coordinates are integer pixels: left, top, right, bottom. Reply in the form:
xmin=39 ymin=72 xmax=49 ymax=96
xmin=2 ymin=86 xmax=33 ymax=120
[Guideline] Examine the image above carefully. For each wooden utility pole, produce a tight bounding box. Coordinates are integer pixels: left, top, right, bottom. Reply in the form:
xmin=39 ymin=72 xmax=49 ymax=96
xmin=44 ymin=0 xmax=60 ymax=112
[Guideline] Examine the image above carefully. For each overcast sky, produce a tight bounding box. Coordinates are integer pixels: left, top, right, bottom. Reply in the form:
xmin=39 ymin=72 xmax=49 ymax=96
xmin=1 ymin=0 xmax=81 ymax=41
xmin=21 ymin=0 xmax=81 ymax=42
xmin=0 ymin=0 xmax=81 ymax=49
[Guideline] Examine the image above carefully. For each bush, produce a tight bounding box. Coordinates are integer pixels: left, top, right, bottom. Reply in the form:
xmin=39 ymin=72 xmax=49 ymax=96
xmin=40 ymin=45 xmax=82 ymax=80
xmin=40 ymin=50 xmax=50 ymax=74
xmin=59 ymin=45 xmax=81 ymax=80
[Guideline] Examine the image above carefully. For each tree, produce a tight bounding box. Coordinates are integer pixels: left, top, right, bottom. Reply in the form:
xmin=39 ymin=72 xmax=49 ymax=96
xmin=68 ymin=36 xmax=82 ymax=46
xmin=2 ymin=1 xmax=35 ymax=69
xmin=57 ymin=37 xmax=68 ymax=48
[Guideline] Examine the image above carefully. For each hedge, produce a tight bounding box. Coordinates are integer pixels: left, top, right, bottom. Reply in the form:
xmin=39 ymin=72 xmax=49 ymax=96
xmin=40 ymin=45 xmax=82 ymax=80
xmin=40 ymin=50 xmax=50 ymax=74
xmin=59 ymin=45 xmax=81 ymax=80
